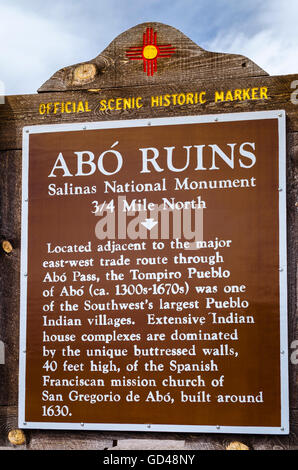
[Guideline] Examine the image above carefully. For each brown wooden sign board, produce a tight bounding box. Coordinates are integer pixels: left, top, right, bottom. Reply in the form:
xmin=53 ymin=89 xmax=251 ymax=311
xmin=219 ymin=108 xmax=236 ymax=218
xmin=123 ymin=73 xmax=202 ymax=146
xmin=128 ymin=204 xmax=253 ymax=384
xmin=19 ymin=111 xmax=288 ymax=433
xmin=0 ymin=22 xmax=297 ymax=447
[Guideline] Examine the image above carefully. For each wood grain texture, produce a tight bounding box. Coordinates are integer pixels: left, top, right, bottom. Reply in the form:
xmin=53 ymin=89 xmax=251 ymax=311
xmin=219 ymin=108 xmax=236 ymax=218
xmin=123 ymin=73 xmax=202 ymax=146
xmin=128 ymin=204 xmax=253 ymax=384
xmin=8 ymin=429 xmax=26 ymax=446
xmin=0 ymin=407 xmax=113 ymax=449
xmin=0 ymin=136 xmax=296 ymax=447
xmin=286 ymin=132 xmax=298 ymax=411
xmin=38 ymin=22 xmax=267 ymax=93
xmin=0 ymin=74 xmax=298 ymax=151
xmin=27 ymin=431 xmax=113 ymax=450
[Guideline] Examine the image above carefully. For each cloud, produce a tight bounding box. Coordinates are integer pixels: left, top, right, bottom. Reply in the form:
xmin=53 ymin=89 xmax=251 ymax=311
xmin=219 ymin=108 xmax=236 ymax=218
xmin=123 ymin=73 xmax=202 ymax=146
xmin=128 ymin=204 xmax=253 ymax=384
xmin=206 ymin=0 xmax=298 ymax=75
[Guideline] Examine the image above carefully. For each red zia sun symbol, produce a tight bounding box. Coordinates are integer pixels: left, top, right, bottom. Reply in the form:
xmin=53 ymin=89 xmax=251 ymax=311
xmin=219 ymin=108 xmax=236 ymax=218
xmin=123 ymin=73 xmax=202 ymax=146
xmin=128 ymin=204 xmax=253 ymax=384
xmin=126 ymin=27 xmax=176 ymax=76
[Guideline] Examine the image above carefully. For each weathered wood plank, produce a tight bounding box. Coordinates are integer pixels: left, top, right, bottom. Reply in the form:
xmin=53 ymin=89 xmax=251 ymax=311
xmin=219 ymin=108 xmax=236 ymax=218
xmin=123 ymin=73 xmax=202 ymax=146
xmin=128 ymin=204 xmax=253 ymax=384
xmin=186 ymin=410 xmax=298 ymax=450
xmin=0 ymin=407 xmax=114 ymax=449
xmin=286 ymin=131 xmax=298 ymax=410
xmin=1 ymin=74 xmax=298 ymax=151
xmin=0 ymin=406 xmax=18 ymax=442
xmin=0 ymin=96 xmax=297 ymax=449
xmin=0 ymin=19 xmax=296 ymax=452
xmin=0 ymin=150 xmax=21 ymax=406
xmin=38 ymin=22 xmax=267 ymax=93
xmin=27 ymin=431 xmax=113 ymax=450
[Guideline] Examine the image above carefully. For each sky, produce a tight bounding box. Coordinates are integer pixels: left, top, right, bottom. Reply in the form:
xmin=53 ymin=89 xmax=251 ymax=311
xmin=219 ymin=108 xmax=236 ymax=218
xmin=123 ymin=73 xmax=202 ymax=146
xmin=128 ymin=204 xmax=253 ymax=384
xmin=0 ymin=0 xmax=297 ymax=95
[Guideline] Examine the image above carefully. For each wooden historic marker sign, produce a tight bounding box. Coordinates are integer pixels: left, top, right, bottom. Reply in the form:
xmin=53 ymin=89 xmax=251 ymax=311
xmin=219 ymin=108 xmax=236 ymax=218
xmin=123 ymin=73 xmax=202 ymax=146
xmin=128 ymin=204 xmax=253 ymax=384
xmin=19 ymin=110 xmax=289 ymax=433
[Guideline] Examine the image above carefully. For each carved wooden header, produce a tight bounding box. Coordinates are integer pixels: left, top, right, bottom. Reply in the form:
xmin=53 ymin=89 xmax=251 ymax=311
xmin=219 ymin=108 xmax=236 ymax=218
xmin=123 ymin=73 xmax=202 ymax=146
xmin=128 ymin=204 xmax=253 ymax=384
xmin=38 ymin=22 xmax=267 ymax=92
